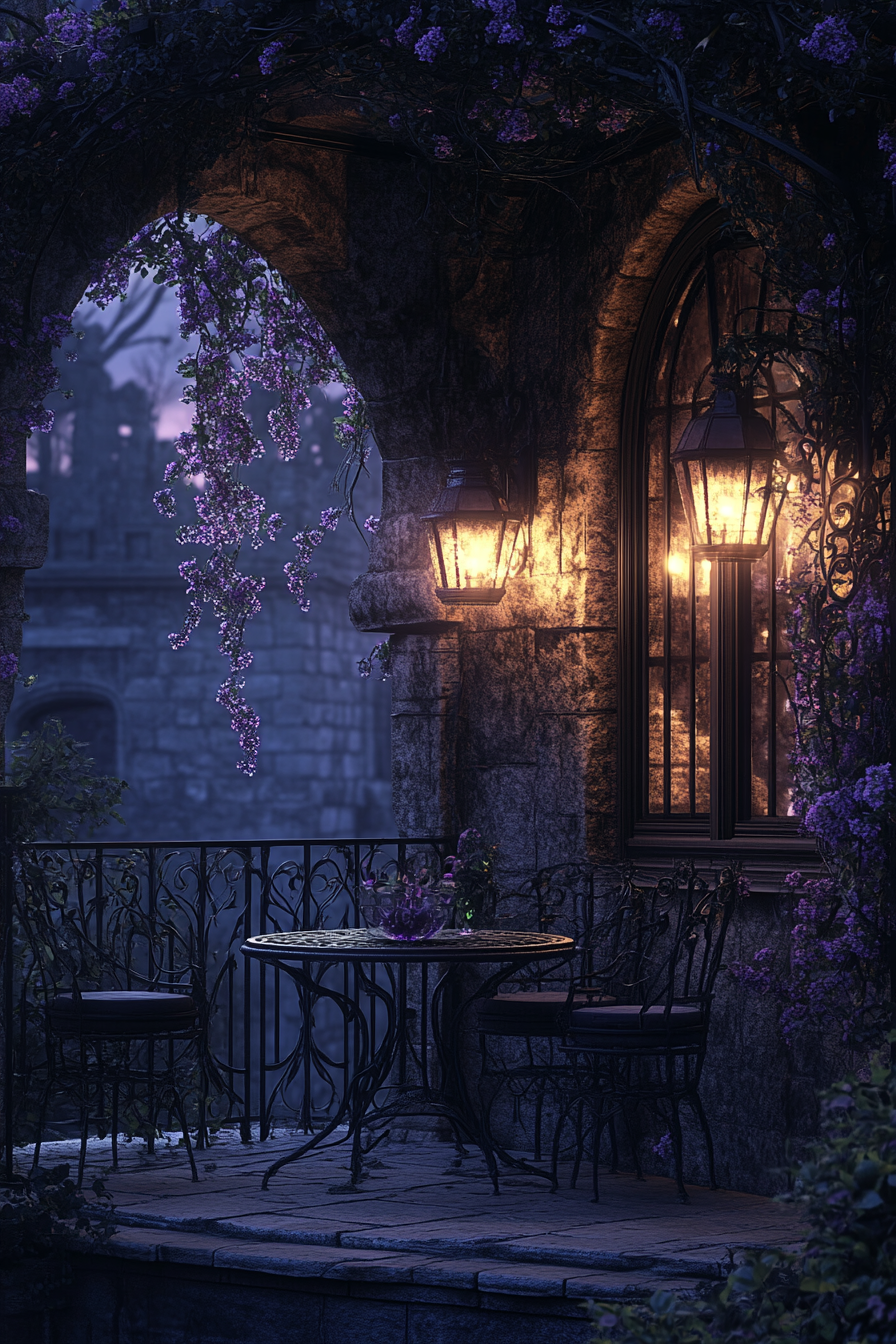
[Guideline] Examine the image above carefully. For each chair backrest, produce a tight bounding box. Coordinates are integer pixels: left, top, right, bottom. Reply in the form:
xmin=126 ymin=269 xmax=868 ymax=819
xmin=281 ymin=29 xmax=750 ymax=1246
xmin=635 ymin=861 xmax=738 ymax=1017
xmin=506 ymin=861 xmax=610 ymax=990
xmin=574 ymin=863 xmax=673 ymax=1002
xmin=561 ymin=860 xmax=738 ymax=1020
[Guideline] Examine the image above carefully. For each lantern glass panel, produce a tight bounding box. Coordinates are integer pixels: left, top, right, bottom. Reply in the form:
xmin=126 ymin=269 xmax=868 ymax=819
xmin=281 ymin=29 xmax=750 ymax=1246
xmin=430 ymin=515 xmax=522 ymax=593
xmin=705 ymin=455 xmax=749 ymax=547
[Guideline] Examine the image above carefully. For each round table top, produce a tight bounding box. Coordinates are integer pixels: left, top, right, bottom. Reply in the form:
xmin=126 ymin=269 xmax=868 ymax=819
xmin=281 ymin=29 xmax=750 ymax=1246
xmin=241 ymin=928 xmax=575 ymax=965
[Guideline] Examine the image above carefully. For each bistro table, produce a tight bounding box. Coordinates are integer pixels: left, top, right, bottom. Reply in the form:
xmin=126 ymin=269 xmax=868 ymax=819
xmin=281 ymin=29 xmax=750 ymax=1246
xmin=241 ymin=928 xmax=574 ymax=1191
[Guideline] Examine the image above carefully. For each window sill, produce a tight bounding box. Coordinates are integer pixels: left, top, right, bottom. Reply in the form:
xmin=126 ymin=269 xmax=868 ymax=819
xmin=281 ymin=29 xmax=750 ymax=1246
xmin=624 ymin=818 xmax=821 ymax=893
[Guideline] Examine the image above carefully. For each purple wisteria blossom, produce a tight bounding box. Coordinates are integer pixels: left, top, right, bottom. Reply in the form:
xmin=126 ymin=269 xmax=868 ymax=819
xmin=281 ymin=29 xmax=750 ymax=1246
xmin=395 ymin=6 xmax=421 ymax=48
xmin=0 ymin=39 xmax=26 ymax=69
xmin=87 ymin=216 xmax=371 ymax=774
xmin=285 ymin=507 xmax=343 ymax=613
xmin=546 ymin=5 xmax=586 ymax=47
xmin=799 ymin=16 xmax=858 ymax=66
xmin=259 ymin=41 xmax=285 ymax=75
xmin=753 ymin=554 xmax=894 ymax=1047
xmin=652 ymin=1133 xmax=673 ymax=1160
xmin=0 ymin=653 xmax=18 ymax=680
xmin=433 ymin=135 xmax=454 ymax=159
xmin=646 ymin=9 xmax=684 ymax=41
xmin=0 ymin=75 xmax=40 ymax=127
xmin=42 ymin=8 xmax=92 ymax=46
xmin=33 ymin=8 xmax=123 ymax=71
xmin=478 ymin=0 xmax=525 ymax=45
xmin=415 ymin=27 xmax=447 ymax=63
xmin=497 ymin=107 xmax=536 ymax=142
xmin=878 ymin=127 xmax=896 ymax=183
xmin=154 ymin=489 xmax=177 ymax=519
xmin=364 ymin=516 xmax=380 ymax=536
xmin=39 ymin=313 xmax=73 ymax=345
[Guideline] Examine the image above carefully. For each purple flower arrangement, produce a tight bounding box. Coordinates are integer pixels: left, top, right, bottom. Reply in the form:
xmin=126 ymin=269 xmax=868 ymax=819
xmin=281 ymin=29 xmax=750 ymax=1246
xmin=363 ymin=858 xmax=456 ymax=940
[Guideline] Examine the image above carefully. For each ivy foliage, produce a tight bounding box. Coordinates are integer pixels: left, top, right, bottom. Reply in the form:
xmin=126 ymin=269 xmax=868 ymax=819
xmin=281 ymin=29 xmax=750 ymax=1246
xmin=590 ymin=1052 xmax=896 ymax=1344
xmin=7 ymin=718 xmax=126 ymax=843
xmin=0 ymin=1164 xmax=112 ymax=1263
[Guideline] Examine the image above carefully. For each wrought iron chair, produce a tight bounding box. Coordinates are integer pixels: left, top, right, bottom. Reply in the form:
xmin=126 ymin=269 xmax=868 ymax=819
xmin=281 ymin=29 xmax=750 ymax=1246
xmin=557 ymin=861 xmax=738 ymax=1203
xmin=474 ymin=864 xmax=658 ymax=1177
xmin=19 ymin=847 xmax=207 ymax=1188
xmin=43 ymin=984 xmax=201 ymax=1186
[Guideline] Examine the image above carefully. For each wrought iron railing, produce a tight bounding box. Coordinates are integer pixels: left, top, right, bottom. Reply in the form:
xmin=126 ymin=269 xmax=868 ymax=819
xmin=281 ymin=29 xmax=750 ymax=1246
xmin=2 ymin=836 xmax=454 ymax=1175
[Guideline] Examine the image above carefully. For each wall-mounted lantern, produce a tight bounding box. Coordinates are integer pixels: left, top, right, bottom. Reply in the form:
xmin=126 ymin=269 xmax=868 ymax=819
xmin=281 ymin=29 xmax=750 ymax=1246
xmin=671 ymin=379 xmax=790 ymax=842
xmin=423 ymin=461 xmax=524 ymax=606
xmin=671 ymin=383 xmax=789 ymax=561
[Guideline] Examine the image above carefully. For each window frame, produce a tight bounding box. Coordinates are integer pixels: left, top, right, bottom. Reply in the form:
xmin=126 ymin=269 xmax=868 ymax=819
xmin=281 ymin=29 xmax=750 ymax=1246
xmin=617 ymin=203 xmax=818 ymax=884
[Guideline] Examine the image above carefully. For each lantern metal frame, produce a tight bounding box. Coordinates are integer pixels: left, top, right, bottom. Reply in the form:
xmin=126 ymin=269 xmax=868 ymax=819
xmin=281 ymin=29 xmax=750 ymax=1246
xmin=670 ymin=383 xmax=791 ymax=563
xmin=423 ymin=461 xmax=525 ymax=606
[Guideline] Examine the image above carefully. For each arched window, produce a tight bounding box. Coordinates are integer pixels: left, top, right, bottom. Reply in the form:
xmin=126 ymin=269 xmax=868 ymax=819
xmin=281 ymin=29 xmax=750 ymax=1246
xmin=16 ymin=694 xmax=117 ymax=777
xmin=620 ymin=206 xmax=817 ymax=870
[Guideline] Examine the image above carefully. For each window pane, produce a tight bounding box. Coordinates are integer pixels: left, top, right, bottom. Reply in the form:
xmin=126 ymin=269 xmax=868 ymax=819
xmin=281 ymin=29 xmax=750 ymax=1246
xmin=775 ymin=660 xmax=796 ymax=816
xmin=648 ymin=664 xmax=665 ymax=813
xmin=751 ymin=661 xmax=770 ymax=815
xmin=694 ymin=660 xmax=710 ymax=813
xmin=670 ymin=661 xmax=692 ymax=812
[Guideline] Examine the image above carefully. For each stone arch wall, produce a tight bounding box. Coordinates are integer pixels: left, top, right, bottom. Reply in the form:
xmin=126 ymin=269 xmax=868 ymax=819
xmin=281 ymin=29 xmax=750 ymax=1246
xmin=3 ymin=119 xmax=719 ymax=863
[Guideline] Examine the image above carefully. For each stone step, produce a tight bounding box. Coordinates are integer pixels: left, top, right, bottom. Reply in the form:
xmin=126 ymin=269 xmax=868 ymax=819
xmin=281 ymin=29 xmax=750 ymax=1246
xmin=111 ymin=1207 xmax=729 ymax=1280
xmin=94 ymin=1226 xmax=712 ymax=1303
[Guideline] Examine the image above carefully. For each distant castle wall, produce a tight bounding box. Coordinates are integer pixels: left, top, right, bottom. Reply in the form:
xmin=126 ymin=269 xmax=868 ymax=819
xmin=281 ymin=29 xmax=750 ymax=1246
xmin=17 ymin=322 xmax=394 ymax=840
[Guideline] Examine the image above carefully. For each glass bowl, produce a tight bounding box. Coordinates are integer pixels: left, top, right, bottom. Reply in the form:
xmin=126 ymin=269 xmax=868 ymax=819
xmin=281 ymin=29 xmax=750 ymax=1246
xmin=364 ymin=887 xmax=453 ymax=941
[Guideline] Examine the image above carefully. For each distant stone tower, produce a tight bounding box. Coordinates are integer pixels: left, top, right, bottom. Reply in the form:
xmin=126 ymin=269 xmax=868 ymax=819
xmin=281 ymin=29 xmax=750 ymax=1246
xmin=17 ymin=312 xmax=394 ymax=840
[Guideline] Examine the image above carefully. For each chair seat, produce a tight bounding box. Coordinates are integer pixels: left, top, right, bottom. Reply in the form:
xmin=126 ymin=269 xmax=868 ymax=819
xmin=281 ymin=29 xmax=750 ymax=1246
xmin=568 ymin=1002 xmax=703 ymax=1040
xmin=477 ymin=991 xmax=616 ymax=1037
xmin=48 ymin=991 xmax=197 ymax=1038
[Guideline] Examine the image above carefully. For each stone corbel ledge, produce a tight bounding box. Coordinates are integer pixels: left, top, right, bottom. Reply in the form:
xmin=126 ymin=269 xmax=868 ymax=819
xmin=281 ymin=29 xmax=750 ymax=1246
xmin=349 ymin=569 xmax=462 ymax=634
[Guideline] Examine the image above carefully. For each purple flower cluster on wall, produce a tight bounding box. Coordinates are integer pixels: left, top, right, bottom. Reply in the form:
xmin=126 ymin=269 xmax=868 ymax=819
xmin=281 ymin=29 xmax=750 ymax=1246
xmin=798 ymin=17 xmax=858 ymax=67
xmin=732 ymin=550 xmax=892 ymax=1048
xmin=86 ymin=215 xmax=370 ymax=775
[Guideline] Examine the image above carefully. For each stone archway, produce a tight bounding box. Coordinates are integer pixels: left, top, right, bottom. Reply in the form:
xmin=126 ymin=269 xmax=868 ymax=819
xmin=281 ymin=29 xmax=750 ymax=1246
xmin=3 ymin=103 xmax=712 ymax=852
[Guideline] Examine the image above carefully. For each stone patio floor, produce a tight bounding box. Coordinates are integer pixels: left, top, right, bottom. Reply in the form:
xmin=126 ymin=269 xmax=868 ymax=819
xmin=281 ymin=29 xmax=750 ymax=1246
xmin=18 ymin=1128 xmax=807 ymax=1308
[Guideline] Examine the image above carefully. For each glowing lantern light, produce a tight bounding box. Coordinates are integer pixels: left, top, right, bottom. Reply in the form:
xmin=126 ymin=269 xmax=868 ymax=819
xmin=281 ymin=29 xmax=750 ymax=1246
xmin=671 ymin=383 xmax=790 ymax=561
xmin=423 ymin=462 xmax=524 ymax=605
